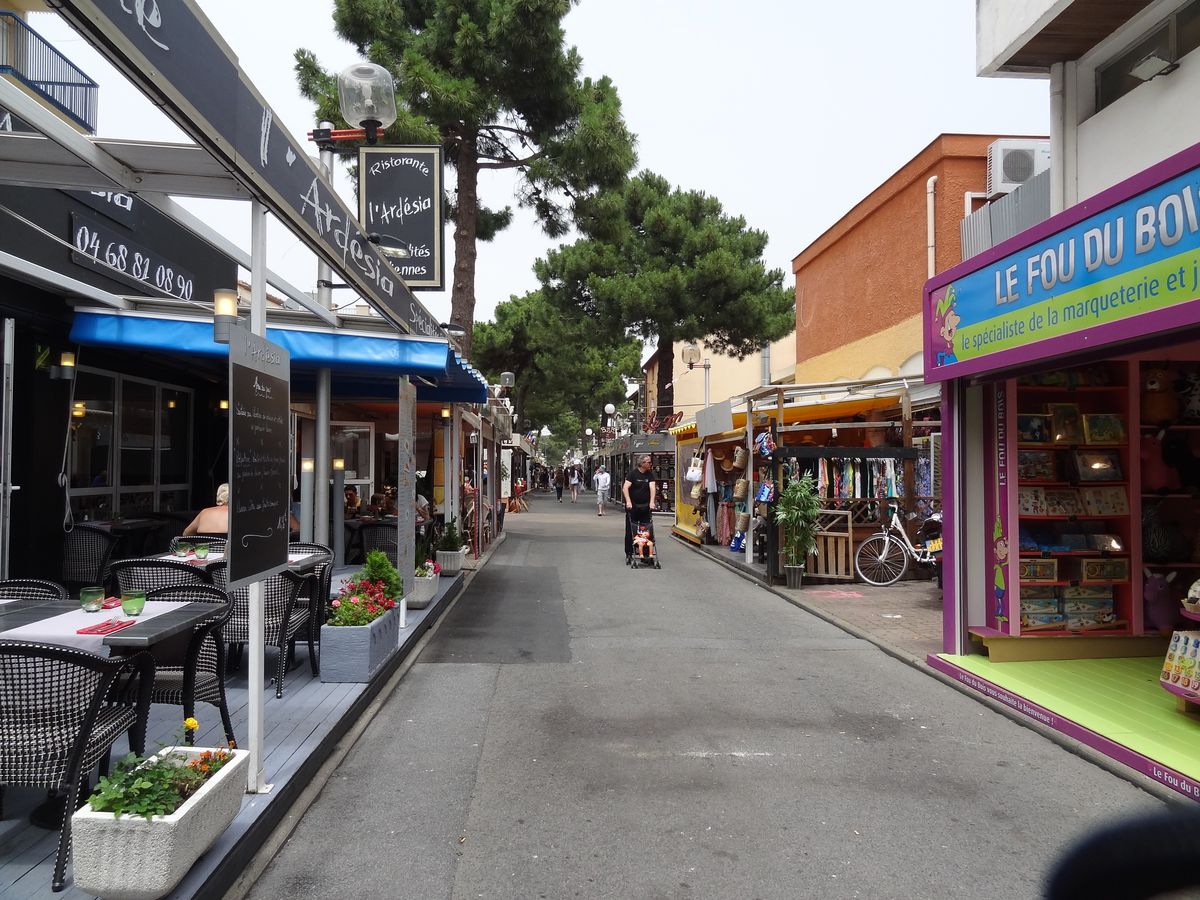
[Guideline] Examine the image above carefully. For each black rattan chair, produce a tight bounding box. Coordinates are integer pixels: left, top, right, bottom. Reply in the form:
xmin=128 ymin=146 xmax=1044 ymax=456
xmin=110 ymin=557 xmax=211 ymax=595
xmin=0 ymin=642 xmax=153 ymax=892
xmin=358 ymin=522 xmax=399 ymax=567
xmin=168 ymin=535 xmax=227 ymax=555
xmin=60 ymin=523 xmax=118 ymax=596
xmin=0 ymin=579 xmax=68 ymax=604
xmin=144 ymin=583 xmax=236 ymax=746
xmin=211 ymin=562 xmax=314 ymax=698
xmin=289 ymin=542 xmax=333 ymax=657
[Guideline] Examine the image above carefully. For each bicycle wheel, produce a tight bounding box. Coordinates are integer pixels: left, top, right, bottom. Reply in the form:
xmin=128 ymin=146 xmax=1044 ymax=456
xmin=855 ymin=533 xmax=909 ymax=586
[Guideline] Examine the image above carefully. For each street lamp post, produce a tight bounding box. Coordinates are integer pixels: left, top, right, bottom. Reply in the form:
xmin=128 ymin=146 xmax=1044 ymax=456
xmin=682 ymin=343 xmax=711 ymax=409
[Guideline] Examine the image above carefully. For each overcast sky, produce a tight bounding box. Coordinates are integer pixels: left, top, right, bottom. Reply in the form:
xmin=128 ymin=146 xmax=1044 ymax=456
xmin=36 ymin=1 xmax=1049 ymax=327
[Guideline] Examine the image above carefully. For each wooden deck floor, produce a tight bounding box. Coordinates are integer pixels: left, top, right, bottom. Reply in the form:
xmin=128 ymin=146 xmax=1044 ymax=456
xmin=1 ymin=573 xmax=463 ymax=899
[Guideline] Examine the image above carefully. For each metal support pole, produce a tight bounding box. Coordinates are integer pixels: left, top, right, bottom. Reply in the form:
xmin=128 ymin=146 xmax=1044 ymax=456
xmin=332 ymin=466 xmax=345 ymax=567
xmin=703 ymin=360 xmax=710 ymax=409
xmin=313 ymin=126 xmax=334 ymax=548
xmin=299 ymin=464 xmax=314 ymax=543
xmin=315 ymin=370 xmax=331 ymax=544
xmin=247 ymin=199 xmax=268 ymax=793
xmin=745 ymin=397 xmax=754 ymax=567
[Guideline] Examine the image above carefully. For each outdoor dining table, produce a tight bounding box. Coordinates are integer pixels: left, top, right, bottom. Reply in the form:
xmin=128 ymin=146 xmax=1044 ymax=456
xmin=150 ymin=549 xmax=321 ymax=574
xmin=0 ymin=598 xmax=222 ymax=657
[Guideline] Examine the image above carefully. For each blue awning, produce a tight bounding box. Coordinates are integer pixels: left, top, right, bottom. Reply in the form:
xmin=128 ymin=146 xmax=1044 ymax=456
xmin=69 ymin=310 xmax=487 ymax=402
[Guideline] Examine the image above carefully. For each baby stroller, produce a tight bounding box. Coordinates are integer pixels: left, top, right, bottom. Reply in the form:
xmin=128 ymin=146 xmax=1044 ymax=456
xmin=629 ymin=520 xmax=661 ymax=570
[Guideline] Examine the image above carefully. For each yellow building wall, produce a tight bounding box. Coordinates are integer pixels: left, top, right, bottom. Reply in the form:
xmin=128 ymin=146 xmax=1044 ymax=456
xmin=672 ymin=333 xmax=796 ymax=418
xmin=792 ymin=314 xmax=924 ymax=384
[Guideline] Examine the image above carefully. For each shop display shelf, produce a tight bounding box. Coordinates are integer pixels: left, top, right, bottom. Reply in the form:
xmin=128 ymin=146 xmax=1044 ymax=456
xmin=1140 ymin=423 xmax=1200 ymax=430
xmin=1018 ymin=385 xmax=1126 ymax=393
xmin=1018 ymin=514 xmax=1125 ymax=521
xmin=1160 ymin=679 xmax=1200 ymax=705
xmin=1016 ymin=443 xmax=1128 ymax=451
xmin=1140 ymin=493 xmax=1199 ymax=499
xmin=1144 ymin=560 xmax=1200 ymax=568
xmin=1018 ymin=550 xmax=1096 ymax=556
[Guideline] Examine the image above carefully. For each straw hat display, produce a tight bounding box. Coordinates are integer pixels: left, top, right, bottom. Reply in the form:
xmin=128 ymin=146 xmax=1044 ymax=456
xmin=720 ymin=456 xmax=735 ymax=472
xmin=733 ymin=446 xmax=748 ymax=468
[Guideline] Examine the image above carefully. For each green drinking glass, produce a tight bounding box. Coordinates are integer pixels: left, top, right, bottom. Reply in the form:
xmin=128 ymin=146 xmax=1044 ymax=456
xmin=194 ymin=544 xmax=209 ymax=559
xmin=79 ymin=586 xmax=105 ymax=613
xmin=120 ymin=590 xmax=146 ymax=617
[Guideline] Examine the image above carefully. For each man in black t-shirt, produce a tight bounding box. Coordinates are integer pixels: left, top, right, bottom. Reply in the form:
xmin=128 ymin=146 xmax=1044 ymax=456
xmin=622 ymin=454 xmax=657 ymax=564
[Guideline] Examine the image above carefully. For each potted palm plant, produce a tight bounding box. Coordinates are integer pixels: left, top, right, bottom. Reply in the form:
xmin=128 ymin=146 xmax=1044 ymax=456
xmin=773 ymin=473 xmax=821 ymax=589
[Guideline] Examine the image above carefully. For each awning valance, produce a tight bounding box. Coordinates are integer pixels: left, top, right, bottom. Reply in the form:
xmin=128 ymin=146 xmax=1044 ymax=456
xmin=69 ymin=309 xmax=487 ymax=402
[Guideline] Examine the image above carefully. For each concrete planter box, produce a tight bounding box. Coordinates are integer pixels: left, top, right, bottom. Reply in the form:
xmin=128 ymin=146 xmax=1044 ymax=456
xmin=72 ymin=748 xmax=249 ymax=900
xmin=319 ymin=606 xmax=400 ymax=683
xmin=409 ymin=573 xmax=437 ymax=609
xmin=436 ymin=548 xmax=467 ymax=575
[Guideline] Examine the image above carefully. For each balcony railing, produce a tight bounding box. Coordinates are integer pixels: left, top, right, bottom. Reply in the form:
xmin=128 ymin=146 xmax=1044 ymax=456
xmin=0 ymin=11 xmax=97 ymax=133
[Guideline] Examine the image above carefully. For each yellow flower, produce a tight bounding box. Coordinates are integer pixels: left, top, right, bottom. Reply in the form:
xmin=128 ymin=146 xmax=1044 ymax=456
xmin=183 ymin=717 xmax=199 ymax=732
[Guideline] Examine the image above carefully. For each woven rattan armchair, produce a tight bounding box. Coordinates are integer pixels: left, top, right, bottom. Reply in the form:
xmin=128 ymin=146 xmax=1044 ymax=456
xmin=358 ymin=522 xmax=399 ymax=567
xmin=110 ymin=557 xmax=211 ymax=595
xmin=211 ymin=562 xmax=314 ymax=698
xmin=60 ymin=523 xmax=118 ymax=596
xmin=168 ymin=534 xmax=227 ymax=555
xmin=0 ymin=579 xmax=67 ymax=604
xmin=288 ymin=542 xmax=333 ymax=639
xmin=144 ymin=583 xmax=235 ymax=746
xmin=0 ymin=642 xmax=153 ymax=892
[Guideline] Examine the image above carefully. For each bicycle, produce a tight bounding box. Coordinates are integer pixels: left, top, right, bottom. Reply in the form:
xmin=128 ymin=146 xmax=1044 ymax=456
xmin=854 ymin=503 xmax=941 ymax=586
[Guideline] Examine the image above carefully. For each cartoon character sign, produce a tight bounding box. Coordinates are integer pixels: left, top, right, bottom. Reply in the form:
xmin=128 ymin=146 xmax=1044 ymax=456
xmin=934 ymin=285 xmax=960 ymax=366
xmin=993 ymin=516 xmax=1009 ymax=625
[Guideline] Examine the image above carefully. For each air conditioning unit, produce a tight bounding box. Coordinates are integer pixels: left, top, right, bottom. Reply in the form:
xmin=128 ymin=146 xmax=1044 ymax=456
xmin=986 ymin=139 xmax=1051 ymax=198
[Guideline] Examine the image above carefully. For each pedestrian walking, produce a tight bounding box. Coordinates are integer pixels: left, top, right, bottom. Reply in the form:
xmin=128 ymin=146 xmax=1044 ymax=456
xmin=593 ymin=465 xmax=611 ymax=516
xmin=622 ymin=454 xmax=656 ymax=564
xmin=554 ymin=467 xmax=565 ymax=502
xmin=569 ymin=466 xmax=580 ymax=503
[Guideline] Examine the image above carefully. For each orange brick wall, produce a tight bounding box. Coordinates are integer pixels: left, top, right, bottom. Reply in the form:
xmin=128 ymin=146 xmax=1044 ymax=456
xmin=792 ymin=134 xmax=1045 ymax=376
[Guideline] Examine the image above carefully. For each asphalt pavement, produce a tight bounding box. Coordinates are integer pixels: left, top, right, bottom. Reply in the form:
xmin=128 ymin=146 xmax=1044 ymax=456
xmin=245 ymin=494 xmax=1164 ymax=900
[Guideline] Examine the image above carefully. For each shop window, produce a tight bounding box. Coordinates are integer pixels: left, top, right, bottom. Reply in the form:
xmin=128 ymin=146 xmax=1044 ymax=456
xmin=120 ymin=379 xmax=156 ymax=486
xmin=68 ymin=368 xmax=192 ymax=517
xmin=1097 ymin=2 xmax=1200 ymax=111
xmin=331 ymin=422 xmax=374 ymax=499
xmin=159 ymin=388 xmax=190 ymax=485
xmin=69 ymin=370 xmax=114 ymax=489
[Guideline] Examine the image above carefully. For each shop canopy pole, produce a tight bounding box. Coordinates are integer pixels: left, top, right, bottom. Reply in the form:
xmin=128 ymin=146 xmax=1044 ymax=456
xmin=247 ymin=200 xmax=269 ymax=793
xmin=745 ymin=397 xmax=754 ymax=566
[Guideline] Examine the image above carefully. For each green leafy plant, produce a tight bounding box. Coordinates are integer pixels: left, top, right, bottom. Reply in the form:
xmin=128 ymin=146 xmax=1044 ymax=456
xmin=87 ymin=719 xmax=233 ymax=820
xmin=773 ymin=474 xmax=821 ymax=568
xmin=359 ymin=549 xmax=401 ymax=600
xmin=438 ymin=519 xmax=463 ymax=553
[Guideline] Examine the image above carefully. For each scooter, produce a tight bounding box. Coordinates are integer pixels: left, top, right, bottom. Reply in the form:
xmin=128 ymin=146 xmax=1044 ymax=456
xmin=917 ymin=510 xmax=943 ymax=588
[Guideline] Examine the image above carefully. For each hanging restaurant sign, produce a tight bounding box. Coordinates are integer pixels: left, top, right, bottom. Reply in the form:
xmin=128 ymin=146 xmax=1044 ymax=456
xmin=359 ymin=146 xmax=444 ymax=290
xmin=52 ymin=0 xmax=444 ymax=338
xmin=925 ymin=142 xmax=1200 ymax=382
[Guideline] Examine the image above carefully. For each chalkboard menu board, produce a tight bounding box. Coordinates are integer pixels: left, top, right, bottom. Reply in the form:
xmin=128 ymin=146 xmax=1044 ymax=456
xmin=227 ymin=325 xmax=291 ymax=589
xmin=358 ymin=146 xmax=444 ymax=290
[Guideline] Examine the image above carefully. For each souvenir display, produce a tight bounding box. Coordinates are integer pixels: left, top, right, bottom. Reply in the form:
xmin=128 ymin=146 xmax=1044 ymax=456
xmin=1080 ymin=557 xmax=1130 ymax=583
xmin=1020 ymin=558 xmax=1059 ymax=582
xmin=1081 ymin=414 xmax=1125 ymax=445
xmin=1017 ymin=450 xmax=1057 ymax=481
xmin=1075 ymin=450 xmax=1123 ymax=482
xmin=1016 ymin=414 xmax=1050 ymax=444
xmin=1087 ymin=533 xmax=1125 ymax=552
xmin=1018 ymin=487 xmax=1047 ymax=516
xmin=1048 ymin=403 xmax=1085 ymax=444
xmin=1080 ymin=486 xmax=1128 ymax=516
xmin=755 ymin=431 xmax=776 ymax=456
xmin=1043 ymin=489 xmax=1083 ymax=517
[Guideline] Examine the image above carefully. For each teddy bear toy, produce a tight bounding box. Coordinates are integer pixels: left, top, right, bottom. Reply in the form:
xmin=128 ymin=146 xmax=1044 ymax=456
xmin=1143 ymin=365 xmax=1180 ymax=426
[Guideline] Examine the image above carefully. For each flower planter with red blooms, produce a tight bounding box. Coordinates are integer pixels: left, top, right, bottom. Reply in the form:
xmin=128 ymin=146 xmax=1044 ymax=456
xmin=320 ymin=550 xmax=402 ymax=683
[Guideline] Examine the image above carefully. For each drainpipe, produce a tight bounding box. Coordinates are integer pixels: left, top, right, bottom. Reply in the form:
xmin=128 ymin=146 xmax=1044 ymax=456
xmin=926 ymin=175 xmax=938 ymax=278
xmin=761 ymin=343 xmax=771 ymax=385
xmin=1049 ymin=62 xmax=1066 ymax=215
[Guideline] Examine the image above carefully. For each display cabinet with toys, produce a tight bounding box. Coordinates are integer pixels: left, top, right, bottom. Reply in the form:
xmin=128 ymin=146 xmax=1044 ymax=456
xmin=998 ymin=341 xmax=1200 ymax=647
xmin=1008 ymin=360 xmax=1134 ymax=637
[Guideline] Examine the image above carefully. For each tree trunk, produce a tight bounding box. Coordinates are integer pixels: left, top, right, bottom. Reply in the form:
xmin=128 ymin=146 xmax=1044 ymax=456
xmin=656 ymin=334 xmax=674 ymax=421
xmin=451 ymin=134 xmax=480 ymax=357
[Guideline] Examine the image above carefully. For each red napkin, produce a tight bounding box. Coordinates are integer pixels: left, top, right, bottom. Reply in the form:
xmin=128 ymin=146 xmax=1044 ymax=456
xmin=101 ymin=597 xmax=122 ymax=610
xmin=77 ymin=618 xmax=137 ymax=636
